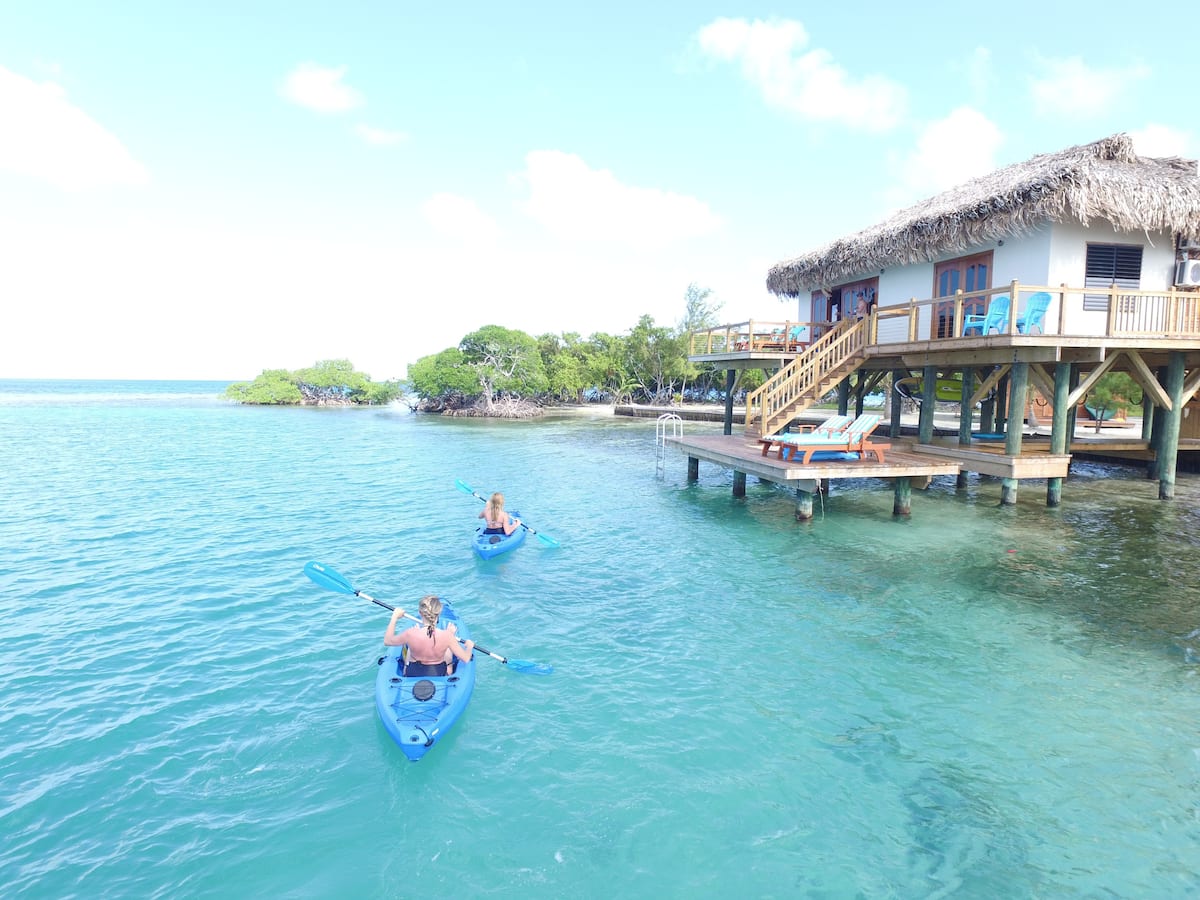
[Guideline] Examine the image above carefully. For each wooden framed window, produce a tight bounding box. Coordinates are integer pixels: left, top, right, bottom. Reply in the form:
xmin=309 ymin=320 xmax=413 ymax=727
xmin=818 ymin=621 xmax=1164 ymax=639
xmin=810 ymin=290 xmax=830 ymax=339
xmin=933 ymin=251 xmax=992 ymax=338
xmin=833 ymin=278 xmax=878 ymax=321
xmin=1084 ymin=243 xmax=1142 ymax=311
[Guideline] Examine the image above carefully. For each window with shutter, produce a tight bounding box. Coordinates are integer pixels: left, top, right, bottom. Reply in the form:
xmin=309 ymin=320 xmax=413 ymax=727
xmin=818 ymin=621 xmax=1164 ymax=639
xmin=1084 ymin=244 xmax=1142 ymax=310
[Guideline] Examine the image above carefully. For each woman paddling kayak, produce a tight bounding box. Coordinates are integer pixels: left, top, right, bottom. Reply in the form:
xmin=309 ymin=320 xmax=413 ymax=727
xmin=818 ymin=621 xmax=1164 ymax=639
xmin=384 ymin=595 xmax=474 ymax=676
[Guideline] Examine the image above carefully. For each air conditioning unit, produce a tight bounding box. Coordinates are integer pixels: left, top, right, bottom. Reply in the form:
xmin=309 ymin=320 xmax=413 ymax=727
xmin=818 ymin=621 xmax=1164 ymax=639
xmin=1176 ymin=258 xmax=1200 ymax=287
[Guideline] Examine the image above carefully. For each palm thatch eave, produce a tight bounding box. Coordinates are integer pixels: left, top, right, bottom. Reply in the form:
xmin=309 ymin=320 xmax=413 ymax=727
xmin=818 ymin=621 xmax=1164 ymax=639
xmin=767 ymin=133 xmax=1200 ymax=297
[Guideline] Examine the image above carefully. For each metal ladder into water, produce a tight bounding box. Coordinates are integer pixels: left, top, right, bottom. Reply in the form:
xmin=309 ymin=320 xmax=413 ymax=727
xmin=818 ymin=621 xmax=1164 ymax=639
xmin=655 ymin=413 xmax=683 ymax=477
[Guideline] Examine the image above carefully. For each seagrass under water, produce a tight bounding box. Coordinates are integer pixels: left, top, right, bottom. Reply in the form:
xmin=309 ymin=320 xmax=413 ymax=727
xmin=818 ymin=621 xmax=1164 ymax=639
xmin=1 ymin=380 xmax=1198 ymax=898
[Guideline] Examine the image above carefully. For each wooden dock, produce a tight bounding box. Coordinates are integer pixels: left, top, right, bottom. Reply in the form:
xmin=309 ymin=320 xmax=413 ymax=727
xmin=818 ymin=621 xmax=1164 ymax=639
xmin=665 ymin=431 xmax=1077 ymax=520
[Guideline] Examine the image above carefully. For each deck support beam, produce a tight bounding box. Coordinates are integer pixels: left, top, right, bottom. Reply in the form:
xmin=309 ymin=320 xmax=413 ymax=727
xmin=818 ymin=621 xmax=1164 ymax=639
xmin=723 ymin=369 xmax=735 ymax=436
xmin=793 ymin=480 xmax=819 ymax=520
xmin=893 ymin=477 xmax=912 ymax=516
xmin=1159 ymin=352 xmax=1185 ymax=500
xmin=890 ymin=368 xmax=905 ymax=438
xmin=733 ymin=471 xmax=747 ymax=497
xmin=687 ymin=456 xmax=699 ymax=482
xmin=1047 ymin=362 xmax=1071 ymax=507
xmin=1149 ymin=366 xmax=1167 ymax=480
xmin=1000 ymin=363 xmax=1029 ymax=505
xmin=956 ymin=367 xmax=974 ymax=488
xmin=919 ymin=365 xmax=936 ymax=444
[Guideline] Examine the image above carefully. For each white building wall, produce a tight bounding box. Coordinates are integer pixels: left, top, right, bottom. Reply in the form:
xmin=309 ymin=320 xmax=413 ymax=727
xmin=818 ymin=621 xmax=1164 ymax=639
xmin=822 ymin=221 xmax=1175 ymax=340
xmin=1047 ymin=222 xmax=1177 ymax=335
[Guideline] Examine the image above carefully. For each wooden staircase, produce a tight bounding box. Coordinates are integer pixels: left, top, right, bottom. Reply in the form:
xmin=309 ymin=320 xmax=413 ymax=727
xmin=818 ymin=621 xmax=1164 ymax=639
xmin=744 ymin=319 xmax=869 ymax=437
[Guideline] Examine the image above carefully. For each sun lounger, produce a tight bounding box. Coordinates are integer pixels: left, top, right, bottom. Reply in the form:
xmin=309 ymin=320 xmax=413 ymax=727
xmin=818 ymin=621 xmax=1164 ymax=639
xmin=776 ymin=413 xmax=890 ymax=464
xmin=757 ymin=414 xmax=853 ymax=457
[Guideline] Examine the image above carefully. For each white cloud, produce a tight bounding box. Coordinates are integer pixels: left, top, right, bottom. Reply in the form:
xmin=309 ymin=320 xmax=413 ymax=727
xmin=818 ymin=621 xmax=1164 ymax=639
xmin=280 ymin=63 xmax=364 ymax=113
xmin=888 ymin=107 xmax=1004 ymax=204
xmin=355 ymin=123 xmax=407 ymax=145
xmin=1028 ymin=56 xmax=1150 ymax=119
xmin=695 ymin=17 xmax=907 ymax=132
xmin=1130 ymin=124 xmax=1191 ymax=159
xmin=516 ymin=150 xmax=721 ymax=250
xmin=422 ymin=192 xmax=499 ymax=243
xmin=0 ymin=66 xmax=149 ymax=190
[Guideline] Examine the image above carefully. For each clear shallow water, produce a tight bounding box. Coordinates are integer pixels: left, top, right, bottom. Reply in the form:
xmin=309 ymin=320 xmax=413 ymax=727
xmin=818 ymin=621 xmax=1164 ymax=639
xmin=1 ymin=380 xmax=1198 ymax=898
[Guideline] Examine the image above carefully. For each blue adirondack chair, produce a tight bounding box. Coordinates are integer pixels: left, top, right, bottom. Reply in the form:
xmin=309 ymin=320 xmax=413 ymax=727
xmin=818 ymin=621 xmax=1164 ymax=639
xmin=963 ymin=295 xmax=1011 ymax=335
xmin=1016 ymin=292 xmax=1052 ymax=334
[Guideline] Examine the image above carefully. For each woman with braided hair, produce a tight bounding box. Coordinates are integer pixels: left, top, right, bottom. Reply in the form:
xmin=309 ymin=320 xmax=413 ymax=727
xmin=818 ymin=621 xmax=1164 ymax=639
xmin=383 ymin=595 xmax=475 ymax=676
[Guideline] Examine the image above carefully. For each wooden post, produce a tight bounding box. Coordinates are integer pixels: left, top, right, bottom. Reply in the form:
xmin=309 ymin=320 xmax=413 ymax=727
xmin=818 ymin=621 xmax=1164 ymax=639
xmin=958 ymin=367 xmax=974 ymax=446
xmin=794 ymin=485 xmax=814 ymax=520
xmin=723 ymin=368 xmax=735 ymax=436
xmin=733 ymin=471 xmax=746 ymax=498
xmin=1159 ymin=352 xmax=1185 ymax=500
xmin=890 ymin=369 xmax=905 ymax=438
xmin=980 ymin=392 xmax=996 ymax=433
xmin=919 ymin=365 xmax=936 ymax=444
xmin=1148 ymin=366 xmax=1167 ymax=480
xmin=837 ymin=378 xmax=850 ymax=416
xmin=1047 ymin=362 xmax=1070 ymax=507
xmin=1000 ymin=362 xmax=1029 ymax=506
xmin=687 ymin=457 xmax=699 ymax=482
xmin=995 ymin=372 xmax=1009 ymax=431
xmin=893 ymin=477 xmax=912 ymax=516
xmin=955 ymin=367 xmax=973 ymax=487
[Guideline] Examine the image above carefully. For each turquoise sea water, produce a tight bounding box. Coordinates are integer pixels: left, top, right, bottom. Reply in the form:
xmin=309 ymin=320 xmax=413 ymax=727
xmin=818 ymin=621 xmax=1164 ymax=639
xmin=2 ymin=379 xmax=1199 ymax=898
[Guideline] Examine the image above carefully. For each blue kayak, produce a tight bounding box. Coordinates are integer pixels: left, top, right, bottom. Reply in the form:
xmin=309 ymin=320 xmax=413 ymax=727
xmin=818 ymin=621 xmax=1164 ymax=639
xmin=374 ymin=600 xmax=476 ymax=761
xmin=472 ymin=511 xmax=526 ymax=559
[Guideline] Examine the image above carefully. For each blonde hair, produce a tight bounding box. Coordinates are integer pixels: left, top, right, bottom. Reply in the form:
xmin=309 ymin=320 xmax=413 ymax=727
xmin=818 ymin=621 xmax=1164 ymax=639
xmin=485 ymin=492 xmax=505 ymax=521
xmin=418 ymin=595 xmax=443 ymax=637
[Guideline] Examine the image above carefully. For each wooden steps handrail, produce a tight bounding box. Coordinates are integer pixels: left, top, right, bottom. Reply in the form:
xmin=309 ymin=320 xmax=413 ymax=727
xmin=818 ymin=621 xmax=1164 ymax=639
xmin=744 ymin=320 xmax=868 ymax=438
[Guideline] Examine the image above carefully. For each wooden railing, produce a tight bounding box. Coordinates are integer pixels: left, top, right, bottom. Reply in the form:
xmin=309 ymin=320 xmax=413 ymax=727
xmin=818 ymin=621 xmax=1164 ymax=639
xmin=744 ymin=319 xmax=869 ymax=437
xmin=691 ymin=283 xmax=1200 ymax=352
xmin=688 ymin=320 xmax=824 ymax=355
xmin=694 ymin=282 xmax=1200 ymax=439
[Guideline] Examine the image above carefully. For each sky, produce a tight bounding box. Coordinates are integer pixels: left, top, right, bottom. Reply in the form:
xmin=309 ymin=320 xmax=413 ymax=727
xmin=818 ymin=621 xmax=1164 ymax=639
xmin=1 ymin=1 xmax=1196 ymax=381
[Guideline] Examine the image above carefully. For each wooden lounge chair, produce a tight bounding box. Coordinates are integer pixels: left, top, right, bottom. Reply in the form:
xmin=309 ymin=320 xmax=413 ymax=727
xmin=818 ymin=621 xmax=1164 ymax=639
xmin=777 ymin=412 xmax=891 ymax=465
xmin=758 ymin=414 xmax=853 ymax=457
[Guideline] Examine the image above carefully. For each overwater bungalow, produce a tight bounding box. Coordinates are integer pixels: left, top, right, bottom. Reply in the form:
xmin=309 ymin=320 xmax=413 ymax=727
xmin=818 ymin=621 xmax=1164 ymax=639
xmin=681 ymin=133 xmax=1200 ymax=516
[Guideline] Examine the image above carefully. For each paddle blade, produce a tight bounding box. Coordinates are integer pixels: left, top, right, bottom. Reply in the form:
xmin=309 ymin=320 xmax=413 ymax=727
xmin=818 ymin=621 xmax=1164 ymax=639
xmin=505 ymin=658 xmax=554 ymax=675
xmin=304 ymin=561 xmax=357 ymax=595
xmin=455 ymin=478 xmax=475 ymax=495
xmin=533 ymin=530 xmax=560 ymax=548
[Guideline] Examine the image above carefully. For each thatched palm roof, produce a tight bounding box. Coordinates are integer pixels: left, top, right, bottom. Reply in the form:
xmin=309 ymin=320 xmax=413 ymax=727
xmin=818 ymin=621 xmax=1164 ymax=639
xmin=766 ymin=133 xmax=1200 ymax=296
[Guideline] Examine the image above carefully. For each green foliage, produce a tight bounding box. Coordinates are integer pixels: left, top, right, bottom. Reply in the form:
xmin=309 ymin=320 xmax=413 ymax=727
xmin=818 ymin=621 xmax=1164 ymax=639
xmin=225 ymin=369 xmax=303 ymax=405
xmin=675 ymin=283 xmax=723 ymax=399
xmin=407 ymin=347 xmax=478 ymax=399
xmin=225 ymin=360 xmax=400 ymax=406
xmin=538 ymin=332 xmax=590 ymax=401
xmin=1086 ymin=372 xmax=1142 ymax=431
xmin=404 ymin=283 xmax=737 ymax=408
xmin=458 ymin=325 xmax=548 ymax=407
xmin=625 ymin=314 xmax=688 ymax=404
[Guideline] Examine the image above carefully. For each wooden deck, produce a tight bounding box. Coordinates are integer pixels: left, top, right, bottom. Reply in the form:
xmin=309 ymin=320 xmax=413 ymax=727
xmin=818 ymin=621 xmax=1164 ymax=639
xmin=665 ymin=433 xmax=963 ymax=485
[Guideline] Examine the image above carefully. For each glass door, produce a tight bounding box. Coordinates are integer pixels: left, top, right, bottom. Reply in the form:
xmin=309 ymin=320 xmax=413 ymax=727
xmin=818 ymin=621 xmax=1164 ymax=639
xmin=933 ymin=252 xmax=992 ymax=337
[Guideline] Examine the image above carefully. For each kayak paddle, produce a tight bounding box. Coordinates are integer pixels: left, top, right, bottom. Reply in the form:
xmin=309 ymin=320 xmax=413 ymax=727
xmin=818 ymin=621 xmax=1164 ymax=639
xmin=303 ymin=561 xmax=553 ymax=675
xmin=455 ymin=478 xmax=560 ymax=547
